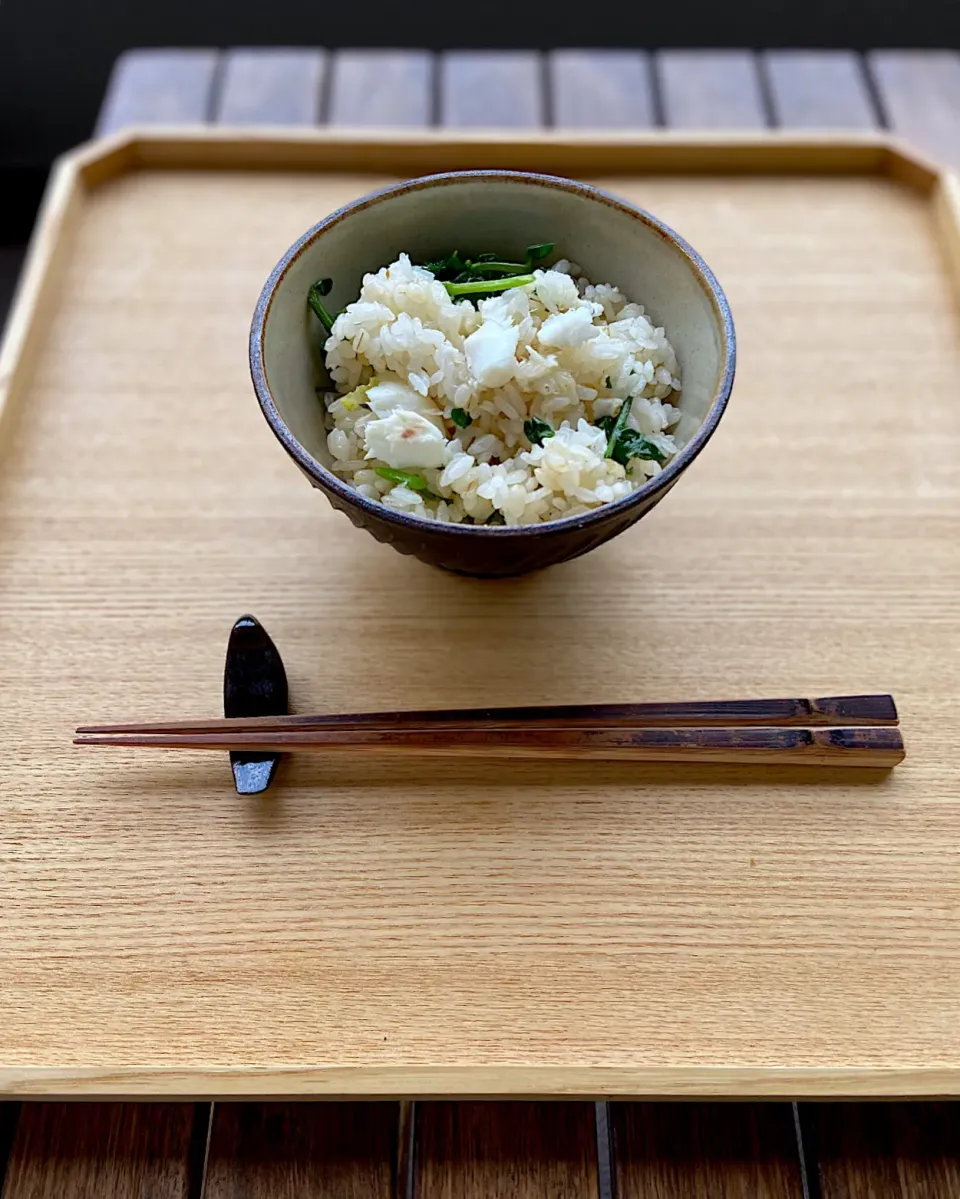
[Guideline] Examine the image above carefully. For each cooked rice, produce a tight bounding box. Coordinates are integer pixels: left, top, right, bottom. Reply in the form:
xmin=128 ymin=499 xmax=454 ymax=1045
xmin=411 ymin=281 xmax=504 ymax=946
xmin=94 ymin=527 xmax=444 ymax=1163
xmin=322 ymin=254 xmax=681 ymax=526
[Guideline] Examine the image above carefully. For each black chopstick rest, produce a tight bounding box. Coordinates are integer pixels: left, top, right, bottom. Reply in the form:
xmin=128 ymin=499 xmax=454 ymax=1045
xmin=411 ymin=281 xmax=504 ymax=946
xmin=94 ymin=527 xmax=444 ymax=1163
xmin=223 ymin=615 xmax=289 ymax=794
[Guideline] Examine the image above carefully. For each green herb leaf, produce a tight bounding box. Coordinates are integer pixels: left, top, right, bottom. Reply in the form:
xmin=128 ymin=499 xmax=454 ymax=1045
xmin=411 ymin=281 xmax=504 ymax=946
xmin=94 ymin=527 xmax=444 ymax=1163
xmin=603 ymin=397 xmax=634 ymax=460
xmin=424 ymin=251 xmax=466 ymax=277
xmin=612 ymin=429 xmax=666 ymax=466
xmin=524 ymin=416 xmax=555 ymax=446
xmin=597 ymin=402 xmax=666 ymax=466
xmin=307 ymin=278 xmax=336 ymax=334
xmin=374 ymin=467 xmax=435 ymax=496
xmin=450 ymin=407 xmax=472 ymax=429
xmin=525 ymin=242 xmax=554 ymax=264
xmin=419 ymin=247 xmax=557 ymax=285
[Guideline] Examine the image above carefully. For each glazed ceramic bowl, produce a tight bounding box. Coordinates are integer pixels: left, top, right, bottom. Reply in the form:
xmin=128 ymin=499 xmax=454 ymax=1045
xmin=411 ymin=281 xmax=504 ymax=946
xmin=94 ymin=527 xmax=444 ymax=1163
xmin=250 ymin=170 xmax=735 ymax=577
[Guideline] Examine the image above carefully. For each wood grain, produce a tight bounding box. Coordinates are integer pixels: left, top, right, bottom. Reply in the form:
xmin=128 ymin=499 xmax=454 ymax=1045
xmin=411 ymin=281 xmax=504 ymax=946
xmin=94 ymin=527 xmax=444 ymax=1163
xmin=614 ymin=1103 xmax=804 ymax=1198
xmin=327 ymin=51 xmax=433 ymax=127
xmin=95 ymin=49 xmax=219 ymax=134
xmin=869 ymin=51 xmax=960 ymax=169
xmin=417 ymin=1102 xmax=598 ymax=1198
xmin=816 ymin=1102 xmax=960 ymax=1198
xmin=215 ymin=49 xmax=325 ymax=126
xmin=2 ymin=1104 xmax=197 ymax=1198
xmin=2 ymin=136 xmax=960 ymax=1098
xmin=763 ymin=51 xmax=877 ymax=129
xmin=656 ymin=51 xmax=768 ymax=128
xmin=549 ymin=51 xmax=655 ymax=129
xmin=204 ymin=1103 xmax=395 ymax=1198
xmin=439 ymin=53 xmax=544 ymax=127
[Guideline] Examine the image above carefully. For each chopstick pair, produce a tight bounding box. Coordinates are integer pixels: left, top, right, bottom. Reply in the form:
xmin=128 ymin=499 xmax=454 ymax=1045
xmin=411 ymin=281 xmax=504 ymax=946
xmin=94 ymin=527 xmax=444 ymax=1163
xmin=75 ymin=693 xmax=905 ymax=768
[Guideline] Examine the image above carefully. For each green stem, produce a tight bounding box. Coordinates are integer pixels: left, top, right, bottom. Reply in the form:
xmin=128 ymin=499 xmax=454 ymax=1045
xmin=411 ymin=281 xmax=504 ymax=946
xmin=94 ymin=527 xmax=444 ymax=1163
xmin=443 ymin=274 xmax=535 ymax=297
xmin=604 ymin=396 xmax=634 ymax=459
xmin=463 ymin=260 xmax=531 ymax=275
xmin=307 ymin=286 xmax=336 ymax=334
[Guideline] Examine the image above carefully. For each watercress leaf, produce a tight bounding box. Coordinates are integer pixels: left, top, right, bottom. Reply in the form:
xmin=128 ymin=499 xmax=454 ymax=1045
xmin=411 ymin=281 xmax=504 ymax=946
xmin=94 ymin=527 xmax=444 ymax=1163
xmin=524 ymin=416 xmax=555 ymax=446
xmin=595 ymin=414 xmax=616 ymax=437
xmin=475 ymin=253 xmax=499 ymax=263
xmin=314 ymin=277 xmax=333 ymax=296
xmin=450 ymin=408 xmax=472 ymax=428
xmin=525 ymin=242 xmax=554 ymax=263
xmin=614 ymin=429 xmax=666 ymax=466
xmin=423 ymin=251 xmax=466 ymax=278
xmin=603 ymin=396 xmax=634 ymax=460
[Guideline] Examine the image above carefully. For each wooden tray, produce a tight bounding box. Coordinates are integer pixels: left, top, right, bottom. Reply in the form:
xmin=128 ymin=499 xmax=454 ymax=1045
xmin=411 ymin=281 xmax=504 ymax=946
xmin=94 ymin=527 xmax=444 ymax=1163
xmin=2 ymin=130 xmax=960 ymax=1100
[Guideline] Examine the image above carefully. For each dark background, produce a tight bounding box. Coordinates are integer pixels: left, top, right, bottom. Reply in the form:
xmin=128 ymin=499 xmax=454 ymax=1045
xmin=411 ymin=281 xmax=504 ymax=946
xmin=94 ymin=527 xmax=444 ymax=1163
xmin=0 ymin=0 xmax=957 ymax=248
xmin=2 ymin=0 xmax=959 ymax=169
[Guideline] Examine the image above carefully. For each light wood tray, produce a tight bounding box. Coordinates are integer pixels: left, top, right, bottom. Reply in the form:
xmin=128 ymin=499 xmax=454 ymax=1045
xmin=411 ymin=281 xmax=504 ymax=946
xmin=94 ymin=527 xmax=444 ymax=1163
xmin=2 ymin=130 xmax=960 ymax=1100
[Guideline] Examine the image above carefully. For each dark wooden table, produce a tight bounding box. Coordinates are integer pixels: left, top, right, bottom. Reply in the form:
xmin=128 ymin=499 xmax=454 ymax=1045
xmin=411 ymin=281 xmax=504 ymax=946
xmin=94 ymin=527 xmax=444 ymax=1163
xmin=3 ymin=45 xmax=960 ymax=1199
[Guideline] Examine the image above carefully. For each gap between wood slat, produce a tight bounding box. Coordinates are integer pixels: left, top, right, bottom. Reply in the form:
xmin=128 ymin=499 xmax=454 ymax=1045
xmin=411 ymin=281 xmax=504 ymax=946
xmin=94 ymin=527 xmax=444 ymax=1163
xmin=549 ymin=51 xmax=655 ymax=129
xmin=327 ymin=51 xmax=434 ymax=128
xmin=762 ymin=51 xmax=878 ymax=129
xmin=96 ymin=49 xmax=220 ymax=134
xmin=0 ymin=1104 xmax=21 ymax=1196
xmin=868 ymin=50 xmax=960 ymax=167
xmin=439 ymin=52 xmax=544 ymax=128
xmin=793 ymin=1103 xmax=822 ymax=1199
xmin=215 ymin=49 xmax=326 ymax=126
xmin=2 ymin=1103 xmax=197 ymax=1199
xmin=656 ymin=50 xmax=769 ymax=129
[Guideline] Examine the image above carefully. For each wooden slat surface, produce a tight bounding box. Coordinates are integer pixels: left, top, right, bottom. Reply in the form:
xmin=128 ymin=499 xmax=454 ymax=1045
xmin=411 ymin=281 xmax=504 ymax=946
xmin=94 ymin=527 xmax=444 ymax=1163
xmin=614 ymin=1103 xmax=804 ymax=1198
xmin=763 ymin=51 xmax=877 ymax=129
xmin=216 ymin=49 xmax=325 ymax=126
xmin=815 ymin=1102 xmax=960 ymax=1198
xmin=549 ymin=51 xmax=655 ymax=128
xmin=417 ymin=1102 xmax=598 ymax=1198
xmin=203 ymin=1103 xmax=395 ymax=1198
xmin=95 ymin=49 xmax=218 ymax=135
xmin=869 ymin=51 xmax=960 ymax=167
xmin=656 ymin=50 xmax=768 ymax=128
xmin=327 ymin=51 xmax=433 ymax=127
xmin=439 ymin=52 xmax=544 ymax=127
xmin=2 ymin=1104 xmax=197 ymax=1199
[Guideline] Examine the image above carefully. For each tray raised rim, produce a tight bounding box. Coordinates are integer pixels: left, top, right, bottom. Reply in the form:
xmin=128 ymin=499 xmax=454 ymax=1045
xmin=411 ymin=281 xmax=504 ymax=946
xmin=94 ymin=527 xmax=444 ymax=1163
xmin=3 ymin=129 xmax=960 ymax=1100
xmin=3 ymin=1062 xmax=960 ymax=1101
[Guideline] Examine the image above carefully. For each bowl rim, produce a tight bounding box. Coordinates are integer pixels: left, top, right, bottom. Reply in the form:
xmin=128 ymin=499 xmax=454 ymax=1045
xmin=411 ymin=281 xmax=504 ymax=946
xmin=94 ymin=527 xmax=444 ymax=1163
xmin=249 ymin=168 xmax=736 ymax=539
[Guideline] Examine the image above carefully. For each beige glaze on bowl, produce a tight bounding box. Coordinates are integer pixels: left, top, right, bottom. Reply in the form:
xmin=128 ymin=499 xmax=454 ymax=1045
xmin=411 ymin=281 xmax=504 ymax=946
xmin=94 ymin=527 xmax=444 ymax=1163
xmin=251 ymin=172 xmax=735 ymax=575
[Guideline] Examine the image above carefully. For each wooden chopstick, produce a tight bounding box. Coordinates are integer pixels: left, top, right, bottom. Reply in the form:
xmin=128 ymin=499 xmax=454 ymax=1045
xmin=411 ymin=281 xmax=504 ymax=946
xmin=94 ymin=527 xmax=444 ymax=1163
xmin=74 ymin=724 xmax=905 ymax=767
xmin=76 ymin=693 xmax=898 ymax=737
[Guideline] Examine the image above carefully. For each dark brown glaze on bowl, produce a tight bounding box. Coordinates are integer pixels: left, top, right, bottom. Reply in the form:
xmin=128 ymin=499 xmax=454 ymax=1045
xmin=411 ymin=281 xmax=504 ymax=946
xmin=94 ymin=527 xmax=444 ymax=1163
xmin=250 ymin=171 xmax=736 ymax=578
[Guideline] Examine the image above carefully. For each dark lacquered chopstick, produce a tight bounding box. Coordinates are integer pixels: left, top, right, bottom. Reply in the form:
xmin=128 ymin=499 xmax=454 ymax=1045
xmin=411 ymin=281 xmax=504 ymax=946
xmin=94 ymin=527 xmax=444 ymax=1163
xmin=76 ymin=693 xmax=898 ymax=737
xmin=74 ymin=724 xmax=905 ymax=767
